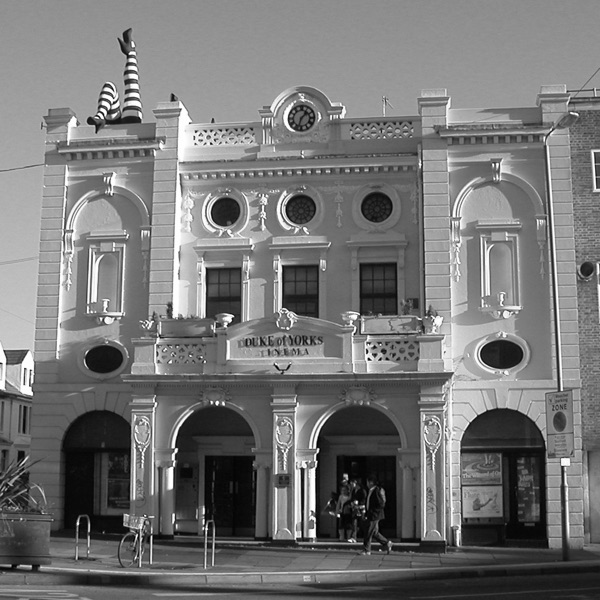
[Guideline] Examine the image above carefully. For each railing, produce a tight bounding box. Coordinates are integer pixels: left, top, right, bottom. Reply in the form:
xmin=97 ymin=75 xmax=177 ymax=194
xmin=74 ymin=514 xmax=91 ymax=561
xmin=203 ymin=519 xmax=216 ymax=569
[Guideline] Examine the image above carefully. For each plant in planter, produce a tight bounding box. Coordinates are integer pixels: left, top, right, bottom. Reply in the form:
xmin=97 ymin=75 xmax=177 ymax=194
xmin=422 ymin=305 xmax=444 ymax=334
xmin=0 ymin=456 xmax=52 ymax=570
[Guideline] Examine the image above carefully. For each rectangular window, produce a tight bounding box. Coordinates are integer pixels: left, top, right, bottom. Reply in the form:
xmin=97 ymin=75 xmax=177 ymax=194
xmin=282 ymin=265 xmax=319 ymax=318
xmin=18 ymin=404 xmax=30 ymax=435
xmin=0 ymin=401 xmax=4 ymax=431
xmin=593 ymin=150 xmax=600 ymax=192
xmin=0 ymin=449 xmax=8 ymax=472
xmin=205 ymin=268 xmax=242 ymax=324
xmin=360 ymin=263 xmax=397 ymax=315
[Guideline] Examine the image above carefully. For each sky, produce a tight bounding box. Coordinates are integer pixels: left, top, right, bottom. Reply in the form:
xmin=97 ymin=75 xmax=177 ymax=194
xmin=1 ymin=0 xmax=600 ymax=350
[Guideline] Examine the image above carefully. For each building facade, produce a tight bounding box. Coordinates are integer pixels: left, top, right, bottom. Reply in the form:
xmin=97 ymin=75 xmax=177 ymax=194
xmin=32 ymin=84 xmax=583 ymax=548
xmin=567 ymin=91 xmax=600 ymax=543
xmin=0 ymin=344 xmax=34 ymax=470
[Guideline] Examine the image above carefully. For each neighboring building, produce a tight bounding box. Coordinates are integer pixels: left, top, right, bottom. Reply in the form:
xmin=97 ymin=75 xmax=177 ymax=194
xmin=567 ymin=91 xmax=600 ymax=543
xmin=0 ymin=343 xmax=34 ymax=470
xmin=32 ymin=83 xmax=583 ymax=548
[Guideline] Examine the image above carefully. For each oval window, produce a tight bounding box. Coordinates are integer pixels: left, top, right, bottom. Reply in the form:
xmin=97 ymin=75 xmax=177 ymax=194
xmin=479 ymin=340 xmax=524 ymax=370
xmin=285 ymin=195 xmax=316 ymax=225
xmin=84 ymin=345 xmax=125 ymax=374
xmin=361 ymin=192 xmax=393 ymax=223
xmin=210 ymin=197 xmax=241 ymax=228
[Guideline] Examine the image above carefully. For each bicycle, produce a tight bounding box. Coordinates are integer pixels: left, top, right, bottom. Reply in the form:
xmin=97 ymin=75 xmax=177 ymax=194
xmin=118 ymin=513 xmax=153 ymax=568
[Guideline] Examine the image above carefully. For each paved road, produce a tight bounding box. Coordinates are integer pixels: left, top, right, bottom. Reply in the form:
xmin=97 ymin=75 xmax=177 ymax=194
xmin=2 ymin=572 xmax=600 ymax=600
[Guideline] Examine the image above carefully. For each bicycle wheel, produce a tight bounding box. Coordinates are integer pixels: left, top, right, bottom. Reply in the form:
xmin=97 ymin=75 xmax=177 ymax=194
xmin=118 ymin=532 xmax=139 ymax=567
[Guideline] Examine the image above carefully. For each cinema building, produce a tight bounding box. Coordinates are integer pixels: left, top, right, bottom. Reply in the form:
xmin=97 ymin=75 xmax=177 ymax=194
xmin=32 ymin=84 xmax=583 ymax=548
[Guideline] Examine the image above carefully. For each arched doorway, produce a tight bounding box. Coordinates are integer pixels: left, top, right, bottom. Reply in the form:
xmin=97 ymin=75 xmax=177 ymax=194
xmin=63 ymin=411 xmax=130 ymax=532
xmin=174 ymin=406 xmax=256 ymax=537
xmin=461 ymin=409 xmax=546 ymax=546
xmin=316 ymin=405 xmax=403 ymax=540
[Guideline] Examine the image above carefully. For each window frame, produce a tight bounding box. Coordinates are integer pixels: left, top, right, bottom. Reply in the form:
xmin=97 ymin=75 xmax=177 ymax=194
xmin=205 ymin=267 xmax=243 ymax=323
xmin=359 ymin=262 xmax=398 ymax=316
xmin=282 ymin=264 xmax=320 ymax=318
xmin=592 ymin=150 xmax=600 ymax=192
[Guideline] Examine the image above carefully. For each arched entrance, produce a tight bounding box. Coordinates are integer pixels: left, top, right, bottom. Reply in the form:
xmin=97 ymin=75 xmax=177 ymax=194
xmin=316 ymin=405 xmax=403 ymax=540
xmin=63 ymin=411 xmax=130 ymax=532
xmin=461 ymin=408 xmax=546 ymax=546
xmin=174 ymin=406 xmax=256 ymax=537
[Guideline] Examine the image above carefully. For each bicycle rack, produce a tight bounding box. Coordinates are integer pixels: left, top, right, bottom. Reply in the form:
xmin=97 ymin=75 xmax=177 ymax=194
xmin=75 ymin=514 xmax=91 ymax=561
xmin=203 ymin=519 xmax=215 ymax=569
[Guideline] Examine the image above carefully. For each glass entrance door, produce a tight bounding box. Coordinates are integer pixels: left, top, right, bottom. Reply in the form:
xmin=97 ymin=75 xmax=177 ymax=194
xmin=505 ymin=452 xmax=546 ymax=541
xmin=205 ymin=456 xmax=255 ymax=537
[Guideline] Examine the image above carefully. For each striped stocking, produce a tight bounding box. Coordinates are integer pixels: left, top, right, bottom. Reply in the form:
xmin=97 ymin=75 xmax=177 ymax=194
xmin=118 ymin=28 xmax=142 ymax=123
xmin=87 ymin=81 xmax=121 ymax=133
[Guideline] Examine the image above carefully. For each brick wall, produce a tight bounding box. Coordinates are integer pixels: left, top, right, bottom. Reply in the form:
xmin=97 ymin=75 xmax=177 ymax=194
xmin=571 ymin=107 xmax=600 ymax=449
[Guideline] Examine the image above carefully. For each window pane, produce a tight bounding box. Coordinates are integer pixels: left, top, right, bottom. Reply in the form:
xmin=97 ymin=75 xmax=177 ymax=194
xmin=206 ymin=268 xmax=242 ymax=323
xmin=282 ymin=265 xmax=319 ymax=318
xmin=360 ymin=263 xmax=397 ymax=315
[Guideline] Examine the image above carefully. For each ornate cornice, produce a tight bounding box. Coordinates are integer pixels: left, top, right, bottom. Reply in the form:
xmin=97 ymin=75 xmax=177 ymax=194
xmin=181 ymin=158 xmax=417 ymax=182
xmin=56 ymin=137 xmax=164 ymax=161
xmin=436 ymin=124 xmax=547 ymax=146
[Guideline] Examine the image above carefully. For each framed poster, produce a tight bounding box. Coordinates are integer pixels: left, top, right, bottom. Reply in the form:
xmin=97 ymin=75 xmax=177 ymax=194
xmin=461 ymin=452 xmax=502 ymax=486
xmin=462 ymin=485 xmax=503 ymax=519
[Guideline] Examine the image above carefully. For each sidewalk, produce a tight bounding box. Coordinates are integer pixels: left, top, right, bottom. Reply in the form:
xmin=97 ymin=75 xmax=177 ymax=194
xmin=1 ymin=534 xmax=599 ymax=587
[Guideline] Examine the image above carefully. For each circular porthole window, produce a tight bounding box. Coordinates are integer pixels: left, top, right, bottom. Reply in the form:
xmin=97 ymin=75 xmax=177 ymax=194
xmin=210 ymin=197 xmax=241 ymax=228
xmin=285 ymin=194 xmax=316 ymax=225
xmin=361 ymin=192 xmax=393 ymax=223
xmin=474 ymin=333 xmax=529 ymax=376
xmin=479 ymin=339 xmax=524 ymax=370
xmin=79 ymin=340 xmax=129 ymax=379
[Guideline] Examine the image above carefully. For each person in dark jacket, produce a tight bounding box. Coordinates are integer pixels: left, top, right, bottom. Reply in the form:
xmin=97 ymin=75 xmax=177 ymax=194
xmin=361 ymin=475 xmax=393 ymax=555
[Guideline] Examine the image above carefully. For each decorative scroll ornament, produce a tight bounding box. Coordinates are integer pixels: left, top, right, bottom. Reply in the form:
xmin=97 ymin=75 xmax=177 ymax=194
xmin=423 ymin=415 xmax=443 ymax=471
xmin=133 ymin=415 xmax=152 ymax=468
xmin=321 ymin=182 xmax=355 ymax=228
xmin=536 ymin=215 xmax=547 ymax=278
xmin=274 ymin=308 xmax=298 ymax=331
xmin=490 ymin=158 xmax=502 ymax=183
xmin=63 ymin=229 xmax=74 ymax=290
xmin=251 ymin=187 xmax=280 ymax=231
xmin=136 ymin=478 xmax=145 ymax=501
xmin=182 ymin=189 xmax=206 ymax=233
xmin=103 ymin=172 xmax=116 ymax=196
xmin=199 ymin=387 xmax=230 ymax=407
xmin=450 ymin=216 xmax=462 ymax=282
xmin=275 ymin=416 xmax=294 ymax=472
xmin=339 ymin=386 xmax=377 ymax=406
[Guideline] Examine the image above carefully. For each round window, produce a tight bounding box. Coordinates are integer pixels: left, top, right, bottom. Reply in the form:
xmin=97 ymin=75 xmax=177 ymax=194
xmin=479 ymin=339 xmax=524 ymax=370
xmin=210 ymin=197 xmax=241 ymax=228
xmin=285 ymin=195 xmax=316 ymax=225
xmin=84 ymin=344 xmax=126 ymax=374
xmin=361 ymin=192 xmax=393 ymax=223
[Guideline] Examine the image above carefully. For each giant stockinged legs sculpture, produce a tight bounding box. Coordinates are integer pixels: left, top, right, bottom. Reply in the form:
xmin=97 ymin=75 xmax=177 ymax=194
xmin=87 ymin=28 xmax=142 ymax=133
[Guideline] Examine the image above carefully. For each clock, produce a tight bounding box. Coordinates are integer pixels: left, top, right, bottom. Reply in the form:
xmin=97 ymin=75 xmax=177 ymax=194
xmin=287 ymin=104 xmax=316 ymax=132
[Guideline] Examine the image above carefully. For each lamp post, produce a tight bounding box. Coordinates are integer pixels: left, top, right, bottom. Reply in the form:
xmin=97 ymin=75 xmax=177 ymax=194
xmin=543 ymin=110 xmax=578 ymax=561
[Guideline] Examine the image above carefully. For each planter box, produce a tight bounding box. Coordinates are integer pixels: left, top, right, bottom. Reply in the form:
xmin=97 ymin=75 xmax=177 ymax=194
xmin=360 ymin=315 xmax=421 ymax=334
xmin=157 ymin=318 xmax=215 ymax=338
xmin=0 ymin=513 xmax=52 ymax=569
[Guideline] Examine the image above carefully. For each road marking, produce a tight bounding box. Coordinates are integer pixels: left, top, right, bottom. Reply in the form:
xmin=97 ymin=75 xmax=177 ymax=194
xmin=414 ymin=587 xmax=600 ymax=599
xmin=0 ymin=592 xmax=92 ymax=600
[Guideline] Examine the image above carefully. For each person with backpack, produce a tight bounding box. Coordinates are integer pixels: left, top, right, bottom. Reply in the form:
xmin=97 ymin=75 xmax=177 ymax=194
xmin=361 ymin=475 xmax=393 ymax=555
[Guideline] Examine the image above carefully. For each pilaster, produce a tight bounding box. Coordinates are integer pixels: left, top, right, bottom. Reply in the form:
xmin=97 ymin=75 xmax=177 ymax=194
xmin=130 ymin=393 xmax=157 ymax=517
xmin=419 ymin=382 xmax=449 ymax=546
xmin=296 ymin=448 xmax=319 ymax=541
xmin=155 ymin=447 xmax=178 ymax=535
xmin=271 ymin=384 xmax=297 ymax=541
xmin=149 ymin=101 xmax=191 ymax=316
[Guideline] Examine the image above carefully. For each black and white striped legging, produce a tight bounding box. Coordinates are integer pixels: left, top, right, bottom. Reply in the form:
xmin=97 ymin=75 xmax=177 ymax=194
xmin=87 ymin=28 xmax=142 ymax=132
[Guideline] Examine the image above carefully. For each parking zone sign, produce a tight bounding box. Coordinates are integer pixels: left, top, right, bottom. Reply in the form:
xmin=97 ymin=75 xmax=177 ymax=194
xmin=545 ymin=390 xmax=574 ymax=458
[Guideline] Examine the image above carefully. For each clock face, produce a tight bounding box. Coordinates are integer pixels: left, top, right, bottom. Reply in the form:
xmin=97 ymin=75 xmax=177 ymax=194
xmin=287 ymin=104 xmax=316 ymax=132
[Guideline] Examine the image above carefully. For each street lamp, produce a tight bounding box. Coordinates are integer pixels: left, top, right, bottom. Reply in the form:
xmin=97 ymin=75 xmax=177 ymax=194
xmin=543 ymin=110 xmax=579 ymax=561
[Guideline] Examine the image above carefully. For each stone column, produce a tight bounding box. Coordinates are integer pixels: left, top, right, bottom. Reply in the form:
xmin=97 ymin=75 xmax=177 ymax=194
xmin=252 ymin=448 xmax=272 ymax=540
xmin=130 ymin=392 xmax=157 ymax=517
xmin=155 ymin=448 xmax=178 ymax=536
xmin=271 ymin=384 xmax=297 ymax=541
xmin=296 ymin=449 xmax=319 ymax=541
xmin=419 ymin=382 xmax=448 ymax=546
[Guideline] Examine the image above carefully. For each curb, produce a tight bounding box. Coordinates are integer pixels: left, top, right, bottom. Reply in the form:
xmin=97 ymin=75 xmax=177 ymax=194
xmin=1 ymin=559 xmax=598 ymax=587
